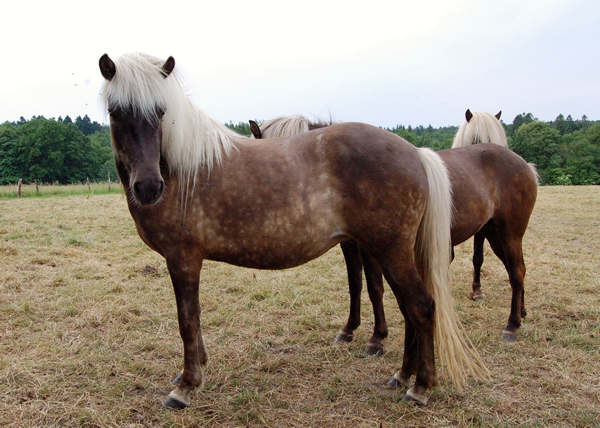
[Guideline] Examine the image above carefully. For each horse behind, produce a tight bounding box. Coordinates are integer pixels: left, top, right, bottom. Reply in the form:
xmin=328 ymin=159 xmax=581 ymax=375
xmin=250 ymin=113 xmax=538 ymax=356
xmin=452 ymin=109 xmax=507 ymax=148
xmin=98 ymin=53 xmax=486 ymax=408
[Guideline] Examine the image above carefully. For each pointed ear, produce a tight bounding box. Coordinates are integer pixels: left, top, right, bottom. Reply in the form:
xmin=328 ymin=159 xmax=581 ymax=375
xmin=99 ymin=54 xmax=116 ymax=81
xmin=495 ymin=110 xmax=502 ymax=120
xmin=249 ymin=120 xmax=262 ymax=139
xmin=161 ymin=56 xmax=175 ymax=78
xmin=465 ymin=109 xmax=473 ymax=122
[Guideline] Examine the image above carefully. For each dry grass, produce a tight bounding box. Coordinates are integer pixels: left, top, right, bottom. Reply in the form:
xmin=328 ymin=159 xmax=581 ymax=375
xmin=0 ymin=186 xmax=598 ymax=427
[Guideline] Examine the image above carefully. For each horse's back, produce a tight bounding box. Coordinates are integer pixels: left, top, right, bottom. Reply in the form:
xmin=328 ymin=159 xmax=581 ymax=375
xmin=440 ymin=145 xmax=537 ymax=243
xmin=248 ymin=122 xmax=431 ymax=250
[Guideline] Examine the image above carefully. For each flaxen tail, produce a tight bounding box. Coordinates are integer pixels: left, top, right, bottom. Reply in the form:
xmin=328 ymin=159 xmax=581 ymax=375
xmin=415 ymin=147 xmax=489 ymax=391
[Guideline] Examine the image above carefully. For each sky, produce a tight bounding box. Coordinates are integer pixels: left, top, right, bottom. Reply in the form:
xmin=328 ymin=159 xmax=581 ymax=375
xmin=1 ymin=0 xmax=599 ymax=128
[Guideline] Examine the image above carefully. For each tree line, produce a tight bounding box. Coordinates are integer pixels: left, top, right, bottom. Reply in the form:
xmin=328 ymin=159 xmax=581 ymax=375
xmin=389 ymin=113 xmax=600 ymax=185
xmin=0 ymin=115 xmax=115 ymax=185
xmin=0 ymin=114 xmax=598 ymax=185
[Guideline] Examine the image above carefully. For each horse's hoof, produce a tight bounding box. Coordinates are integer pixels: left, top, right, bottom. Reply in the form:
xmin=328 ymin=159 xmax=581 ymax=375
xmin=162 ymin=390 xmax=190 ymax=409
xmin=470 ymin=291 xmax=486 ymax=301
xmin=163 ymin=396 xmax=188 ymax=410
xmin=383 ymin=374 xmax=408 ymax=390
xmin=171 ymin=373 xmax=182 ymax=385
xmin=501 ymin=329 xmax=517 ymax=342
xmin=401 ymin=387 xmax=428 ymax=406
xmin=334 ymin=332 xmax=353 ymax=343
xmin=364 ymin=344 xmax=384 ymax=356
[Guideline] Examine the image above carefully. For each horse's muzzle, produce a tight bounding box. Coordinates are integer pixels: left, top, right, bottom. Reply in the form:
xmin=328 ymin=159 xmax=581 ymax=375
xmin=133 ymin=178 xmax=164 ymax=205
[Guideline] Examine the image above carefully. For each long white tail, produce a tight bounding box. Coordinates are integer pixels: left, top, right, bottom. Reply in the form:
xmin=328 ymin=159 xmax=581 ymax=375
xmin=415 ymin=147 xmax=489 ymax=390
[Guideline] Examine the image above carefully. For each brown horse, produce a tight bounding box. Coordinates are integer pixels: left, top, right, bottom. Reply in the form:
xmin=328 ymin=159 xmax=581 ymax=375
xmin=98 ymin=53 xmax=486 ymax=408
xmin=250 ymin=115 xmax=538 ymax=356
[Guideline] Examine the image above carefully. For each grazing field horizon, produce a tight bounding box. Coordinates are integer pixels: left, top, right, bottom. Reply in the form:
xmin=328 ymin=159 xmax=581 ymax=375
xmin=1 ymin=186 xmax=598 ymax=426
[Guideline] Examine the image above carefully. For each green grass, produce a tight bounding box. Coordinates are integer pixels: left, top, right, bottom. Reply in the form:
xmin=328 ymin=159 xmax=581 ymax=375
xmin=0 ymin=182 xmax=123 ymax=199
xmin=0 ymin=187 xmax=598 ymax=426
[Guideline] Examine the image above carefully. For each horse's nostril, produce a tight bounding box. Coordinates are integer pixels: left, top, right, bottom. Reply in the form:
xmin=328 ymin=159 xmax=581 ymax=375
xmin=133 ymin=181 xmax=142 ymax=195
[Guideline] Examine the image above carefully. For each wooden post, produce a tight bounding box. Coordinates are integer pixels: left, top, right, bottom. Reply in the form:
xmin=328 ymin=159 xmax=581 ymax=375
xmin=86 ymin=177 xmax=91 ymax=192
xmin=107 ymin=170 xmax=111 ymax=191
xmin=35 ymin=180 xmax=39 ymax=194
xmin=17 ymin=178 xmax=22 ymax=198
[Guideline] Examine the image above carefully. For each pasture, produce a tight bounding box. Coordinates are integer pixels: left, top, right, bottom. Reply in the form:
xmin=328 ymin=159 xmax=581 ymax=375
xmin=0 ymin=182 xmax=121 ymax=199
xmin=0 ymin=186 xmax=598 ymax=427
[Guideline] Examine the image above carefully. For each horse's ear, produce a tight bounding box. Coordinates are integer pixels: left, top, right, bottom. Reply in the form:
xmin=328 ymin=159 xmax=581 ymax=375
xmin=99 ymin=54 xmax=116 ymax=81
xmin=249 ymin=120 xmax=262 ymax=139
xmin=161 ymin=56 xmax=175 ymax=78
xmin=465 ymin=109 xmax=473 ymax=122
xmin=495 ymin=110 xmax=502 ymax=120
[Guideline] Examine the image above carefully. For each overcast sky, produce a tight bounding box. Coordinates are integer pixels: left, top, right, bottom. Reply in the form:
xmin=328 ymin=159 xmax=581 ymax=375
xmin=1 ymin=0 xmax=598 ymax=128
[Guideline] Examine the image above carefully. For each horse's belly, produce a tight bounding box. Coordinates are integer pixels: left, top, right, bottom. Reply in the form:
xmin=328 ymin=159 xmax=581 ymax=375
xmin=207 ymin=232 xmax=343 ymax=269
xmin=202 ymin=205 xmax=347 ymax=269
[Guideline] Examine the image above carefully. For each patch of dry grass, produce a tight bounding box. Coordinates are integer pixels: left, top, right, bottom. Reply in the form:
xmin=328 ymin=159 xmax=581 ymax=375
xmin=0 ymin=187 xmax=598 ymax=427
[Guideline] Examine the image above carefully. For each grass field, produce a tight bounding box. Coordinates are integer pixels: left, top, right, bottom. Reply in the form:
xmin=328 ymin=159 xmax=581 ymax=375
xmin=0 ymin=186 xmax=598 ymax=427
xmin=0 ymin=182 xmax=122 ymax=199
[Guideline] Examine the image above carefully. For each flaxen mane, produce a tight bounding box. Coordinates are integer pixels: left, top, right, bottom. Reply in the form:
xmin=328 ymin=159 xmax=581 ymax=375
xmin=255 ymin=115 xmax=331 ymax=138
xmin=101 ymin=53 xmax=242 ymax=198
xmin=452 ymin=111 xmax=507 ymax=148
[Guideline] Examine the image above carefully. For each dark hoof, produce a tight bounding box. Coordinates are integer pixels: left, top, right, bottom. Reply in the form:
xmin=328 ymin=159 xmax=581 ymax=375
xmin=163 ymin=396 xmax=188 ymax=410
xmin=334 ymin=332 xmax=353 ymax=343
xmin=364 ymin=344 xmax=384 ymax=356
xmin=401 ymin=388 xmax=428 ymax=406
xmin=501 ymin=329 xmax=517 ymax=342
xmin=171 ymin=373 xmax=182 ymax=385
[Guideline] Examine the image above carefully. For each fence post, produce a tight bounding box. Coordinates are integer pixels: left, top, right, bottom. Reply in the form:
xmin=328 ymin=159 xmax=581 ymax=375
xmin=17 ymin=178 xmax=22 ymax=198
xmin=35 ymin=179 xmax=39 ymax=194
xmin=107 ymin=171 xmax=111 ymax=191
xmin=86 ymin=177 xmax=91 ymax=192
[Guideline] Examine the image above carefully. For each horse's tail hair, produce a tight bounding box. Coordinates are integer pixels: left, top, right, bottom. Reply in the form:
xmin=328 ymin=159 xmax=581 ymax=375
xmin=527 ymin=162 xmax=540 ymax=185
xmin=415 ymin=147 xmax=489 ymax=391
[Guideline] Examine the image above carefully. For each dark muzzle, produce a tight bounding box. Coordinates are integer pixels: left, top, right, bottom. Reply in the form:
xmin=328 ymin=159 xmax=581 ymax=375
xmin=133 ymin=178 xmax=164 ymax=205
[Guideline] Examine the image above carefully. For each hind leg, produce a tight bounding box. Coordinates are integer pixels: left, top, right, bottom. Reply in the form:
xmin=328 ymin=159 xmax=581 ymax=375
xmin=362 ymin=250 xmax=388 ymax=356
xmin=385 ymin=302 xmax=416 ymax=388
xmin=470 ymin=232 xmax=486 ymax=301
xmin=381 ymin=261 xmax=436 ymax=405
xmin=335 ymin=240 xmax=363 ymax=343
xmin=486 ymin=229 xmax=526 ymax=342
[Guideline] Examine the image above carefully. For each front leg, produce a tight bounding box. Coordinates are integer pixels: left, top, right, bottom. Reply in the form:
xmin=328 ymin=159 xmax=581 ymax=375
xmin=164 ymin=258 xmax=206 ymax=409
xmin=335 ymin=240 xmax=363 ymax=343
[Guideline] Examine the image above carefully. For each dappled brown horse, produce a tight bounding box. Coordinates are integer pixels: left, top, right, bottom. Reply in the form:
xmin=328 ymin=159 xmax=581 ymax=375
xmin=98 ymin=53 xmax=486 ymax=408
xmin=251 ymin=115 xmax=538 ymax=356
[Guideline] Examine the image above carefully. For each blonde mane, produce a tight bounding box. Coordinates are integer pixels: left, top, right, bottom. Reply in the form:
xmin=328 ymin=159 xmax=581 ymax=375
xmin=452 ymin=111 xmax=507 ymax=148
xmin=256 ymin=115 xmax=331 ymax=138
xmin=101 ymin=53 xmax=242 ymax=199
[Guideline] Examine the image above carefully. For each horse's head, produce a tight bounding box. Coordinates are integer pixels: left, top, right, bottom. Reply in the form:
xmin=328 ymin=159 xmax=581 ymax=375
xmin=465 ymin=108 xmax=501 ymax=123
xmin=99 ymin=53 xmax=175 ymax=206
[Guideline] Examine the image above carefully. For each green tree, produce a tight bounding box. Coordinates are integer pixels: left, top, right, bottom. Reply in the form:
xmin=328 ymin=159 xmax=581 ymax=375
xmin=89 ymin=129 xmax=118 ymax=181
xmin=0 ymin=122 xmax=22 ymax=184
xmin=509 ymin=113 xmax=536 ymax=136
xmin=510 ymin=121 xmax=561 ymax=183
xmin=225 ymin=121 xmax=251 ymax=136
xmin=562 ymin=124 xmax=600 ymax=184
